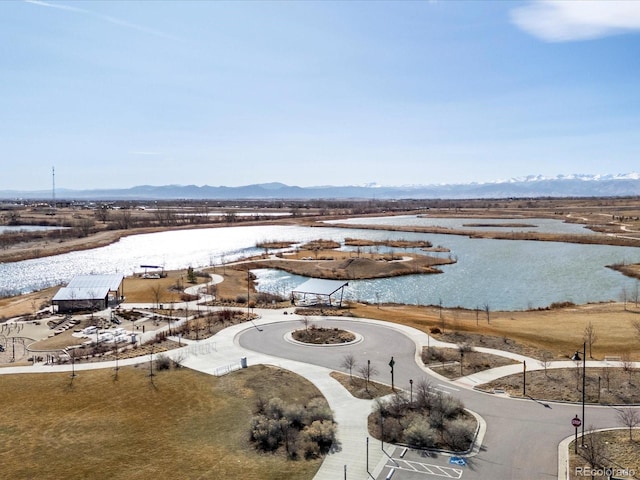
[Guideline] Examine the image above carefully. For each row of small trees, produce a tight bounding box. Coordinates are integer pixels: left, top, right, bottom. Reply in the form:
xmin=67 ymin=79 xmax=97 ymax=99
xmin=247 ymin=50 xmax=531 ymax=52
xmin=249 ymin=397 xmax=336 ymax=459
xmin=173 ymin=308 xmax=244 ymax=340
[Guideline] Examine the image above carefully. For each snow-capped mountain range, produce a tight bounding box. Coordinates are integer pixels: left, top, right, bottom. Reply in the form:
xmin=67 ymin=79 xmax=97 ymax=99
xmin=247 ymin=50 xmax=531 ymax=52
xmin=1 ymin=173 xmax=639 ymax=200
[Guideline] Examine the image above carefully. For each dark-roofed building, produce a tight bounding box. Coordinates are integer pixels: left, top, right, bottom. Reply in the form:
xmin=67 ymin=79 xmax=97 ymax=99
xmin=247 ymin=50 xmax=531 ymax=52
xmin=52 ymin=274 xmax=124 ymax=313
xmin=291 ymin=278 xmax=349 ymax=307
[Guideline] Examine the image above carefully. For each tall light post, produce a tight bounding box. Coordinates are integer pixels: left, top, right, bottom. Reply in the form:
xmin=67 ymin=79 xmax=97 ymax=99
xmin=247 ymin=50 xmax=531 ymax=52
xmin=366 ymin=436 xmax=369 ymax=472
xmin=571 ymin=342 xmax=586 ymax=446
xmin=409 ymin=379 xmax=414 ymax=405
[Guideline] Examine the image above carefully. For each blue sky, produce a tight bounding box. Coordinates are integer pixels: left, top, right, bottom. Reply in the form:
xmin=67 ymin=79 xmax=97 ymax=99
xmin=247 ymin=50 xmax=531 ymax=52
xmin=2 ymin=0 xmax=640 ymax=191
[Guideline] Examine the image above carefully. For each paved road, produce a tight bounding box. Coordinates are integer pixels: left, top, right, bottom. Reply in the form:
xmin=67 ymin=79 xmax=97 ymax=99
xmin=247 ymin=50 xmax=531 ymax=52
xmin=3 ymin=306 xmax=634 ymax=480
xmin=239 ymin=316 xmax=628 ymax=480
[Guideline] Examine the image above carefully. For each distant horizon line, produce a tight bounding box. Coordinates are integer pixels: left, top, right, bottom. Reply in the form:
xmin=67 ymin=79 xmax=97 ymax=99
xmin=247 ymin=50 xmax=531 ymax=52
xmin=3 ymin=171 xmax=640 ymax=194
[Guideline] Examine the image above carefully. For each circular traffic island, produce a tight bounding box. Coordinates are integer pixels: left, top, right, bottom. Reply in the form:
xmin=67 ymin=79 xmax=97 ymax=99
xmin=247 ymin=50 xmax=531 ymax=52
xmin=291 ymin=327 xmax=356 ymax=345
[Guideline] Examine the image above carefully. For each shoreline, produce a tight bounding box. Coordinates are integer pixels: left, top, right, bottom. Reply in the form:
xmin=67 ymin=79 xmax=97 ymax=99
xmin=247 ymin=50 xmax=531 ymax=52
xmin=3 ymin=220 xmax=639 ymax=267
xmin=0 ymin=218 xmax=301 ymax=264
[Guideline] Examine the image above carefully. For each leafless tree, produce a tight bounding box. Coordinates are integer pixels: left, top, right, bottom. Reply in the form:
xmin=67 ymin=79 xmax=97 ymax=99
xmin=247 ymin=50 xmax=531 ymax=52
xmin=632 ymin=281 xmax=640 ymax=308
xmin=578 ymin=427 xmax=608 ymax=477
xmin=357 ymin=360 xmax=378 ymax=392
xmin=632 ymin=319 xmax=640 ymax=342
xmin=458 ymin=344 xmax=473 ymax=376
xmin=300 ymin=316 xmax=312 ymax=332
xmin=150 ymin=284 xmax=163 ymax=311
xmin=583 ymin=321 xmax=598 ymax=359
xmin=539 ymin=352 xmax=553 ymax=378
xmin=340 ymin=354 xmax=357 ymax=381
xmin=483 ymin=302 xmax=490 ymax=324
xmin=573 ymin=359 xmax=582 ymax=391
xmin=114 ymin=209 xmax=133 ymax=229
xmin=76 ymin=217 xmax=95 ymax=237
xmin=205 ymin=312 xmax=214 ymax=333
xmin=616 ymin=408 xmax=640 ymax=441
xmin=94 ymin=207 xmax=109 ymax=223
xmin=601 ymin=366 xmax=612 ymax=392
xmin=620 ymin=287 xmax=628 ymax=311
xmin=621 ymin=351 xmax=634 ymax=381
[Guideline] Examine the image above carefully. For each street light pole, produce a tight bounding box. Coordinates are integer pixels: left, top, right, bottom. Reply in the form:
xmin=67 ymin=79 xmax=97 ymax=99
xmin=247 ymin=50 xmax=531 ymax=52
xmin=409 ymin=379 xmax=413 ymax=405
xmin=366 ymin=436 xmax=369 ymax=472
xmin=571 ymin=342 xmax=586 ymax=446
xmin=581 ymin=341 xmax=585 ymax=445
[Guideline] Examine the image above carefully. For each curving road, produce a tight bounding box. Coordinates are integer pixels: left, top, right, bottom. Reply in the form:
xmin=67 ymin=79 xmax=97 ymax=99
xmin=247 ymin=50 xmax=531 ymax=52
xmin=2 ymin=305 xmax=632 ymax=480
xmin=239 ymin=317 xmax=629 ymax=480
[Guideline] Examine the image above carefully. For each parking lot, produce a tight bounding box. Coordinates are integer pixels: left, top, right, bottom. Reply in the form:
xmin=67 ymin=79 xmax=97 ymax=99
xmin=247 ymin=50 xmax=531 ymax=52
xmin=373 ymin=446 xmax=470 ymax=480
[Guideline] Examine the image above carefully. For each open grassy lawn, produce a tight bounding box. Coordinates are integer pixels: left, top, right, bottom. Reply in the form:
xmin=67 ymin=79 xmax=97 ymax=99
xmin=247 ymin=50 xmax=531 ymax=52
xmin=0 ymin=365 xmax=323 ymax=480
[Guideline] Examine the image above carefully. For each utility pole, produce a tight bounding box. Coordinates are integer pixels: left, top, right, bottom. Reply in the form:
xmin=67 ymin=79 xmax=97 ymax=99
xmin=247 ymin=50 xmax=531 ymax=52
xmin=52 ymin=166 xmax=56 ymax=213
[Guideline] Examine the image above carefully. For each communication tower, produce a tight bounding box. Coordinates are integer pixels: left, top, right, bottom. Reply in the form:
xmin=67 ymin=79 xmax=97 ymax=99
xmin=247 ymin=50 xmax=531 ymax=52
xmin=52 ymin=166 xmax=56 ymax=213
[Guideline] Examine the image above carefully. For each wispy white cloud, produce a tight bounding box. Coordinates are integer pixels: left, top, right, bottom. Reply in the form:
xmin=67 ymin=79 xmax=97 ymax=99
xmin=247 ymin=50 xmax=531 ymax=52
xmin=511 ymin=0 xmax=640 ymax=42
xmin=24 ymin=0 xmax=180 ymax=41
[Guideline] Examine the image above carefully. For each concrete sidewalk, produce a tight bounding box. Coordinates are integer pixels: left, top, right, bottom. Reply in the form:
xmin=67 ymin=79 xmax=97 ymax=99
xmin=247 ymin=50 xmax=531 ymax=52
xmin=4 ymin=305 xmax=633 ymax=480
xmin=175 ymin=313 xmax=388 ymax=480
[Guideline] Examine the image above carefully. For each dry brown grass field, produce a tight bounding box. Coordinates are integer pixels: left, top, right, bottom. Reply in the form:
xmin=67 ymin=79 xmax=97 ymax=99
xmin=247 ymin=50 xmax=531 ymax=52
xmin=0 ymin=365 xmax=324 ymax=480
xmin=568 ymin=430 xmax=640 ymax=479
xmin=346 ymin=302 xmax=640 ymax=361
xmin=482 ymin=366 xmax=640 ymax=404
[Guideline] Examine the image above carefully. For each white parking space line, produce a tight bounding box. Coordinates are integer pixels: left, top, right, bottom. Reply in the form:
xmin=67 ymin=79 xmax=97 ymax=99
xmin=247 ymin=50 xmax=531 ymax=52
xmin=388 ymin=459 xmax=463 ymax=478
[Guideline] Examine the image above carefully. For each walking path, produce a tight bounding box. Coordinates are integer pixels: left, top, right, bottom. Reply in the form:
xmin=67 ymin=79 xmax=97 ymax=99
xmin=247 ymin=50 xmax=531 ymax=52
xmin=2 ymin=302 xmax=640 ymax=480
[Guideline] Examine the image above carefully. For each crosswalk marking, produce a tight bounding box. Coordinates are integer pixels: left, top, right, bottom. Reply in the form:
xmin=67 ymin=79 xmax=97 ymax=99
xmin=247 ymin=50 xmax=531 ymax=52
xmin=386 ymin=459 xmax=463 ymax=478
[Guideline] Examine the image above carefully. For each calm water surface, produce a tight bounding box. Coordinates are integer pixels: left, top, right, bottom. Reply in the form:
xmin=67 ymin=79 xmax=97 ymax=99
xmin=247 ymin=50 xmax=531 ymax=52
xmin=1 ymin=217 xmax=639 ymax=310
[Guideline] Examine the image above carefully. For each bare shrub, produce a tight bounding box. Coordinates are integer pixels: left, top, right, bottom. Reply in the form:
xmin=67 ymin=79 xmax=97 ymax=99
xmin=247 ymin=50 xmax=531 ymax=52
xmin=443 ymin=418 xmax=475 ymax=451
xmin=250 ymin=416 xmax=283 ymax=452
xmin=264 ymin=397 xmax=286 ymax=419
xmin=301 ymin=420 xmax=336 ymax=454
xmin=415 ymin=379 xmax=435 ymax=411
xmin=380 ymin=416 xmax=403 ymax=443
xmin=305 ymin=397 xmax=333 ymax=423
xmin=284 ymin=404 xmax=306 ymax=429
xmin=171 ymin=352 xmax=186 ymax=368
xmin=404 ymin=418 xmax=436 ymax=448
xmin=438 ymin=394 xmax=464 ymax=419
xmin=249 ymin=396 xmax=336 ymax=457
xmin=155 ymin=354 xmax=171 ymax=371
